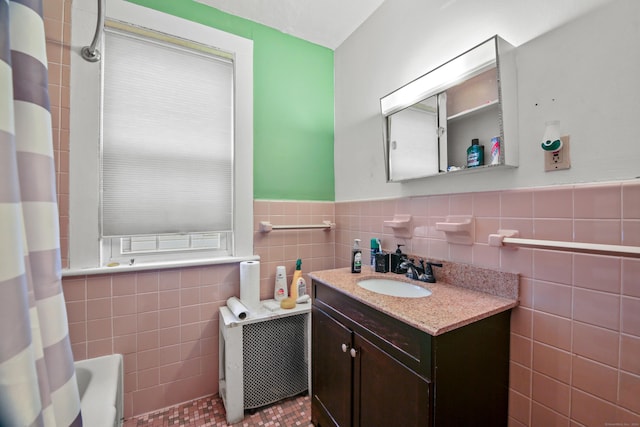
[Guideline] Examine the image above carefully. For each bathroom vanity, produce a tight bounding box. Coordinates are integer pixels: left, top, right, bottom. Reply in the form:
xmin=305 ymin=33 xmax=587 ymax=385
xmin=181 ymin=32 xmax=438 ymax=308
xmin=309 ymin=267 xmax=518 ymax=427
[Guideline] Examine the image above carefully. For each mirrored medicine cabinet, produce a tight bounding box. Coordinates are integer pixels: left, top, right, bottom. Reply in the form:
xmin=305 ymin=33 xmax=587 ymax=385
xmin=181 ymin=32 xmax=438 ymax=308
xmin=380 ymin=35 xmax=518 ymax=182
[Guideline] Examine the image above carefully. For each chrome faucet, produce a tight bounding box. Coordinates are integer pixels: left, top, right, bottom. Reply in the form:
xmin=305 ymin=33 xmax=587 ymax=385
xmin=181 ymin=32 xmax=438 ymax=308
xmin=400 ymin=259 xmax=422 ymax=280
xmin=401 ymin=258 xmax=442 ymax=283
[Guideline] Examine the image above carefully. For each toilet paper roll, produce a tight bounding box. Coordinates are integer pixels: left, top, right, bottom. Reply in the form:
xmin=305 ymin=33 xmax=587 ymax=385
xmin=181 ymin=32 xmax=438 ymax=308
xmin=240 ymin=260 xmax=260 ymax=312
xmin=226 ymin=296 xmax=249 ymax=320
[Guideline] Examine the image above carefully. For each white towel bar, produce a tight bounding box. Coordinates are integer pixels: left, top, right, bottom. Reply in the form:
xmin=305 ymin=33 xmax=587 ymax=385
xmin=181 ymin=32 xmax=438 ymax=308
xmin=488 ymin=229 xmax=640 ymax=258
xmin=259 ymin=220 xmax=335 ymax=233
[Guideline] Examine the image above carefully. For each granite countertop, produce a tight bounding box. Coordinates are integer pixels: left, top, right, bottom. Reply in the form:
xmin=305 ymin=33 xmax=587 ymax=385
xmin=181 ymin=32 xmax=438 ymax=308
xmin=309 ymin=266 xmax=519 ymax=336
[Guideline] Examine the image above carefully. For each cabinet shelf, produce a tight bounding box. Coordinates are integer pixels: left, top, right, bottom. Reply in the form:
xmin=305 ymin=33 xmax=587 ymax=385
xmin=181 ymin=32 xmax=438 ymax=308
xmin=447 ymin=99 xmax=499 ymax=122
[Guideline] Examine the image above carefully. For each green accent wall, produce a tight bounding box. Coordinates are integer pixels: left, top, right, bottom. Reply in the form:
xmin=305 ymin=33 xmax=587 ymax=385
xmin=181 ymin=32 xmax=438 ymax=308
xmin=127 ymin=0 xmax=335 ymax=201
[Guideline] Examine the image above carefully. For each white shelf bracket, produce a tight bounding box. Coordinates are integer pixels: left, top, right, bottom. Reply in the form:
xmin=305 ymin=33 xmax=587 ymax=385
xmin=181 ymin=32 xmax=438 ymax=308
xmin=488 ymin=229 xmax=520 ymax=248
xmin=383 ymin=214 xmax=413 ymax=239
xmin=435 ymin=215 xmax=475 ymax=245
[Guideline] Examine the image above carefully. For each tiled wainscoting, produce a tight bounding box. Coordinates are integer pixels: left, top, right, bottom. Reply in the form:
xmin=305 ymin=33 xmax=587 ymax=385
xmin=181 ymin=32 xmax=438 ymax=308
xmin=43 ymin=0 xmax=72 ymax=268
xmin=63 ymin=183 xmax=639 ymax=424
xmin=333 ymin=181 xmax=640 ymax=426
xmin=64 ymin=264 xmax=232 ymax=417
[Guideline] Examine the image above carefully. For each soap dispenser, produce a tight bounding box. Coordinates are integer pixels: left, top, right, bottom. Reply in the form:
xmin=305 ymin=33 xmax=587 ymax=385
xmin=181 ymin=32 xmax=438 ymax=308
xmin=390 ymin=244 xmax=408 ymax=274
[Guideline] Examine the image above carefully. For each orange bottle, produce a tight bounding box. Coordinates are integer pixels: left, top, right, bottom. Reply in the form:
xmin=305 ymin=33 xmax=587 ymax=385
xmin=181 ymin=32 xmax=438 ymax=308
xmin=290 ymin=259 xmax=303 ymax=300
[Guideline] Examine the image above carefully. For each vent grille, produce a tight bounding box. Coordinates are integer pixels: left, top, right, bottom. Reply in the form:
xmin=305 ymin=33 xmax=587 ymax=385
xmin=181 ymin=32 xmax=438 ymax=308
xmin=242 ymin=314 xmax=308 ymax=409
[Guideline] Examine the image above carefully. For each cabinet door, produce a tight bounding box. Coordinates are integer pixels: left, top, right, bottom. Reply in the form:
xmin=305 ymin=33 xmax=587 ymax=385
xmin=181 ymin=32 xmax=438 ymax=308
xmin=354 ymin=333 xmax=430 ymax=427
xmin=312 ymin=307 xmax=353 ymax=427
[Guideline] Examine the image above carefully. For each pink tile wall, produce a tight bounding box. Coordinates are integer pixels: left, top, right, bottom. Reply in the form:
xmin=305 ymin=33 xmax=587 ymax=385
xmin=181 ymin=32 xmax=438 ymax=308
xmin=44 ymin=0 xmax=71 ymax=268
xmin=63 ymin=266 xmax=237 ymax=417
xmin=253 ymin=200 xmax=336 ymax=292
xmin=336 ymin=181 xmax=640 ymax=426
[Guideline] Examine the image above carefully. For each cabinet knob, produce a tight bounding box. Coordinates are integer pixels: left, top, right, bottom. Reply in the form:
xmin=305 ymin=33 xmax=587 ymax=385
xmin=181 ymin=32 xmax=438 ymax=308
xmin=341 ymin=343 xmax=348 ymax=353
xmin=350 ymin=348 xmax=357 ymax=358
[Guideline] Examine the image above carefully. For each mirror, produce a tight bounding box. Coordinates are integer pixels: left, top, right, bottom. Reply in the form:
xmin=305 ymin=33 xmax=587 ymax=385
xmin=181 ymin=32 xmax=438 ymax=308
xmin=387 ymin=94 xmax=440 ymax=180
xmin=380 ymin=35 xmax=517 ymax=182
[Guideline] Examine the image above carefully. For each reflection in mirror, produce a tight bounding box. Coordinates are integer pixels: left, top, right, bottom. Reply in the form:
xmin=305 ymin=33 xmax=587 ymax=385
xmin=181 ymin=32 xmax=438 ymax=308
xmin=380 ymin=35 xmax=517 ymax=182
xmin=387 ymin=95 xmax=439 ymax=181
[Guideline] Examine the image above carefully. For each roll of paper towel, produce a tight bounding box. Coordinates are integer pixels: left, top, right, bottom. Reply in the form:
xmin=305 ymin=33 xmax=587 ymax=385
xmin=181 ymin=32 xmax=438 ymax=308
xmin=240 ymin=260 xmax=260 ymax=313
xmin=226 ymin=297 xmax=249 ymax=320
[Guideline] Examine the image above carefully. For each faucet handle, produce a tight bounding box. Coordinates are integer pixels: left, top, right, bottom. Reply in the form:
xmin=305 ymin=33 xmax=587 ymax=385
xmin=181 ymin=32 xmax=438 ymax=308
xmin=423 ymin=261 xmax=443 ymax=283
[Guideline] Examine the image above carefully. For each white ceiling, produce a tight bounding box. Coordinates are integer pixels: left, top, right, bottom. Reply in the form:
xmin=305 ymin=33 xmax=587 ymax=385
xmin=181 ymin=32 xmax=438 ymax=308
xmin=194 ymin=0 xmax=386 ymax=50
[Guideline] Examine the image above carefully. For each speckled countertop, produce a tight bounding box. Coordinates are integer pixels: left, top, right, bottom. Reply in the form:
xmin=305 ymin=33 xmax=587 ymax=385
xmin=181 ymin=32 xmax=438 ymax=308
xmin=309 ymin=265 xmax=519 ymax=336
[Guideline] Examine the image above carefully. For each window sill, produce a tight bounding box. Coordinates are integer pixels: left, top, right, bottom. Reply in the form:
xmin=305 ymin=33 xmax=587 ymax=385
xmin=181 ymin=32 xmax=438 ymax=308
xmin=62 ymin=255 xmax=260 ymax=277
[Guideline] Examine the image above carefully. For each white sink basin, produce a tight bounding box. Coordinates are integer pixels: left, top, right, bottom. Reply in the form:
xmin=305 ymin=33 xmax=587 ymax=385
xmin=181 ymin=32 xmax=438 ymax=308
xmin=357 ymin=278 xmax=432 ymax=298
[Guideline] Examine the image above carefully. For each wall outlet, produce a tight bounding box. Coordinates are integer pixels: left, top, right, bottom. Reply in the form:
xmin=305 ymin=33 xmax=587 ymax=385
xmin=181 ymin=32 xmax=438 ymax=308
xmin=544 ymin=135 xmax=571 ymax=172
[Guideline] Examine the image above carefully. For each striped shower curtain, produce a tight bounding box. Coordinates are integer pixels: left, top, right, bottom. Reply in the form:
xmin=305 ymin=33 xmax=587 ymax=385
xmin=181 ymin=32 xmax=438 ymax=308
xmin=0 ymin=0 xmax=83 ymax=426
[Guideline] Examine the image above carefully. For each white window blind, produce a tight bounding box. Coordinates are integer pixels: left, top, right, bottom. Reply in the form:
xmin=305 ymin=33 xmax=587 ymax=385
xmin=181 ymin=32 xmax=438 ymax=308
xmin=101 ymin=27 xmax=233 ymax=237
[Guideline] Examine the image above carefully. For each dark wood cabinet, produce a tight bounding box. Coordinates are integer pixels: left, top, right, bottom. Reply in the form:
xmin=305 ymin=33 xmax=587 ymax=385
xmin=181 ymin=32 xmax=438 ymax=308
xmin=312 ymin=307 xmax=353 ymax=427
xmin=353 ymin=331 xmax=431 ymax=427
xmin=312 ymin=307 xmax=430 ymax=427
xmin=311 ymin=280 xmax=510 ymax=427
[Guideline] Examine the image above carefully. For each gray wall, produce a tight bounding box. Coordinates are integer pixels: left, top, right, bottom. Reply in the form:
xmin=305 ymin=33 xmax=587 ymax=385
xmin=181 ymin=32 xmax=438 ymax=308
xmin=334 ymin=0 xmax=639 ymax=201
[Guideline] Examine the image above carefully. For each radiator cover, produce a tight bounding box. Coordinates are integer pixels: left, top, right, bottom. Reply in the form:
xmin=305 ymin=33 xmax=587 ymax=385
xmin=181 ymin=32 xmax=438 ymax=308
xmin=242 ymin=314 xmax=309 ymax=409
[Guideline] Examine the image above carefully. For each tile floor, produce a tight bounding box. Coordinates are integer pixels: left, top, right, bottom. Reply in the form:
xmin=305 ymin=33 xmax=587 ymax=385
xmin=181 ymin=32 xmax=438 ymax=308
xmin=123 ymin=393 xmax=313 ymax=427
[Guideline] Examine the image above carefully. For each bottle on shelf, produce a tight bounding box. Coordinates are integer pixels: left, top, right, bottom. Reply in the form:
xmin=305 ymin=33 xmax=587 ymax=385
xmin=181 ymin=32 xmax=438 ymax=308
xmin=290 ymin=258 xmax=304 ymax=300
xmin=274 ymin=265 xmax=287 ymax=301
xmin=467 ymin=138 xmax=484 ymax=168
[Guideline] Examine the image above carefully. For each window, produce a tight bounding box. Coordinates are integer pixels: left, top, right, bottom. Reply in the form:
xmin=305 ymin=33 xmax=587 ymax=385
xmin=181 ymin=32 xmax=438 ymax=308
xmin=101 ymin=25 xmax=233 ymax=263
xmin=68 ymin=0 xmax=253 ymax=271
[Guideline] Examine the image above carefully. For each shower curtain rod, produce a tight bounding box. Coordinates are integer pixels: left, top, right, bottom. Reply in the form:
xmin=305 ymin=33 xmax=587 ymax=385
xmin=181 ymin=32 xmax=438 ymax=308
xmin=489 ymin=229 xmax=640 ymax=258
xmin=81 ymin=0 xmax=104 ymax=62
